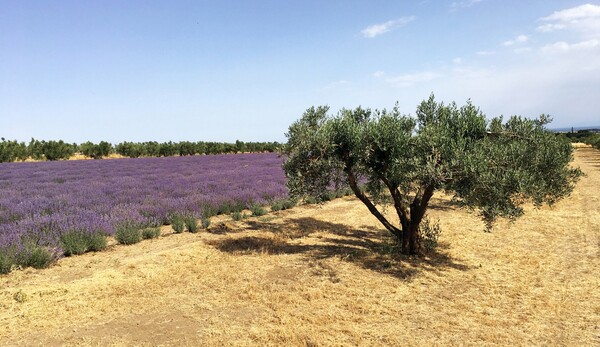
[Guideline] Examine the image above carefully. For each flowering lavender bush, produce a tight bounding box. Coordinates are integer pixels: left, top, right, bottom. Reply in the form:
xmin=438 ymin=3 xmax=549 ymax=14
xmin=0 ymin=153 xmax=287 ymax=272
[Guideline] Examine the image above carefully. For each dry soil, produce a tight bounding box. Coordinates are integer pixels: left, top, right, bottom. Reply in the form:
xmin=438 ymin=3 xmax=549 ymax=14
xmin=1 ymin=149 xmax=599 ymax=346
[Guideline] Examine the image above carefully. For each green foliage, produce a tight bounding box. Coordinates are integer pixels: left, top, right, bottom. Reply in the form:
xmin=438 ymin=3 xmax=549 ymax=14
xmin=0 ymin=139 xmax=28 ymax=163
xmin=235 ymin=139 xmax=247 ymax=153
xmin=88 ymin=233 xmax=108 ymax=251
xmin=0 ymin=251 xmax=14 ymax=274
xmin=201 ymin=217 xmax=211 ymax=229
xmin=271 ymin=198 xmax=298 ymax=211
xmin=10 ymin=240 xmax=57 ymax=270
xmin=282 ymin=198 xmax=298 ymax=209
xmin=40 ymin=140 xmax=75 ymax=161
xmin=60 ymin=232 xmax=88 ymax=256
xmin=231 ymin=211 xmax=244 ymax=221
xmin=184 ymin=216 xmax=199 ymax=233
xmin=250 ymin=204 xmax=267 ymax=216
xmin=202 ymin=206 xmax=217 ymax=218
xmin=23 ymin=246 xmax=55 ymax=269
xmin=80 ymin=141 xmax=112 ymax=159
xmin=583 ymin=133 xmax=600 ymax=149
xmin=377 ymin=236 xmax=402 ymax=258
xmin=560 ymin=129 xmax=600 ymax=146
xmin=3 ymin=137 xmax=282 ymax=161
xmin=142 ymin=141 xmax=161 ymax=157
xmin=159 ymin=141 xmax=178 ymax=157
xmin=284 ymin=94 xmax=583 ymax=254
xmin=335 ymin=188 xmax=353 ymax=198
xmin=115 ymin=141 xmax=143 ymax=158
xmin=304 ymin=196 xmax=318 ymax=205
xmin=171 ymin=216 xmax=185 ymax=233
xmin=142 ymin=227 xmax=161 ymax=239
xmin=220 ymin=201 xmax=248 ymax=215
xmin=28 ymin=138 xmax=44 ymax=160
xmin=115 ymin=224 xmax=142 ymax=245
xmin=321 ymin=191 xmax=338 ymax=202
xmin=178 ymin=141 xmax=196 ymax=156
xmin=61 ymin=231 xmax=108 ymax=256
xmin=270 ymin=201 xmax=284 ymax=211
xmin=420 ymin=217 xmax=442 ymax=251
xmin=556 ymin=130 xmax=600 ymax=150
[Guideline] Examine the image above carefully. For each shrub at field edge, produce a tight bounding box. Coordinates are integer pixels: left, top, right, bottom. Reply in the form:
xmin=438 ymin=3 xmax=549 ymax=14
xmin=115 ymin=224 xmax=143 ymax=245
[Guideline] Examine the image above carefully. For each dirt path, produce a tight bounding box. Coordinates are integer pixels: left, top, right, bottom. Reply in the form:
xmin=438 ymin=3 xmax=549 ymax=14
xmin=1 ymin=149 xmax=598 ymax=346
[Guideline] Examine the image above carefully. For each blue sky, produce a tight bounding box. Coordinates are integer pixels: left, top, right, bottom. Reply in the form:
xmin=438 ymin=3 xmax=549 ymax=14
xmin=1 ymin=1 xmax=599 ymax=143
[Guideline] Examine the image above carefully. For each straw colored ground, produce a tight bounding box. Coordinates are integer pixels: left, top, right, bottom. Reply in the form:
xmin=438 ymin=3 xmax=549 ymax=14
xmin=1 ymin=149 xmax=598 ymax=346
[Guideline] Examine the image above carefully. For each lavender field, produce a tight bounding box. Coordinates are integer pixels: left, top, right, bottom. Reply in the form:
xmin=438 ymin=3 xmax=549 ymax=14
xmin=0 ymin=153 xmax=287 ymax=271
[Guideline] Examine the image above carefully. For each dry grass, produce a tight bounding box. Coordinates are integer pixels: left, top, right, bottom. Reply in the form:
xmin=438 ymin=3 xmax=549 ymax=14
xmin=22 ymin=153 xmax=126 ymax=162
xmin=68 ymin=153 xmax=126 ymax=160
xmin=571 ymin=142 xmax=593 ymax=148
xmin=1 ymin=149 xmax=598 ymax=346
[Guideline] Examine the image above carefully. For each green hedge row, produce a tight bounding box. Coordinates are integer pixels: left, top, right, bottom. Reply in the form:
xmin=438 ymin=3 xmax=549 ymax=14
xmin=0 ymin=138 xmax=281 ymax=163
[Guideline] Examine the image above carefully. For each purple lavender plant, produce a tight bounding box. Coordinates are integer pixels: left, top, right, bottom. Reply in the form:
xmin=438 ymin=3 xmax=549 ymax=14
xmin=0 ymin=153 xmax=288 ymax=272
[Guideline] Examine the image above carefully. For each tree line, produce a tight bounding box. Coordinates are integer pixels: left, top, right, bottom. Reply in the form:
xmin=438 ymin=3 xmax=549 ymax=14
xmin=0 ymin=138 xmax=281 ymax=163
xmin=557 ymin=129 xmax=600 ymax=149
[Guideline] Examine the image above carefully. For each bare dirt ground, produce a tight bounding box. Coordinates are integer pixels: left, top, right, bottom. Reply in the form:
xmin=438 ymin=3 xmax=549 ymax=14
xmin=1 ymin=149 xmax=598 ymax=346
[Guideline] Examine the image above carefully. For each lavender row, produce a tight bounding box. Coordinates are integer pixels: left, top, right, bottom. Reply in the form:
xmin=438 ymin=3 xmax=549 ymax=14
xmin=0 ymin=153 xmax=288 ymax=269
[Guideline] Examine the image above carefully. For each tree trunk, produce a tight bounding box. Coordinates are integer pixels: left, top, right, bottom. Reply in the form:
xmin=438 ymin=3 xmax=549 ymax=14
xmin=345 ymin=155 xmax=431 ymax=255
xmin=402 ymin=222 xmax=421 ymax=255
xmin=400 ymin=183 xmax=435 ymax=255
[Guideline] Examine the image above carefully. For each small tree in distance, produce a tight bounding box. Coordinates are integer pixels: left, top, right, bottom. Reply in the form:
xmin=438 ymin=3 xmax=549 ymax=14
xmin=81 ymin=141 xmax=113 ymax=159
xmin=283 ymin=94 xmax=583 ymax=255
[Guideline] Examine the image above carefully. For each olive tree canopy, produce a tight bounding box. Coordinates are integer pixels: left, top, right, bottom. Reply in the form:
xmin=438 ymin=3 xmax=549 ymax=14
xmin=283 ymin=95 xmax=582 ymax=255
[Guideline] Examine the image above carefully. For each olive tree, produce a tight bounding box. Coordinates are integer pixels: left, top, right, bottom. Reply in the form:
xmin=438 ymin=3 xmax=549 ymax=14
xmin=283 ymin=95 xmax=582 ymax=255
xmin=80 ymin=141 xmax=112 ymax=159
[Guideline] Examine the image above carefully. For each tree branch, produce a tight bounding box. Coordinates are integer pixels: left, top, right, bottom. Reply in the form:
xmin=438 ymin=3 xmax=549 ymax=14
xmin=380 ymin=175 xmax=410 ymax=232
xmin=345 ymin=166 xmax=402 ymax=238
xmin=410 ymin=183 xmax=436 ymax=225
xmin=485 ymin=131 xmax=534 ymax=141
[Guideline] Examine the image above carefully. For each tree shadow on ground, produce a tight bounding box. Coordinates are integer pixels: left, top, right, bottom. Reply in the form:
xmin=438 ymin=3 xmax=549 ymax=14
xmin=586 ymin=162 xmax=600 ymax=169
xmin=427 ymin=197 xmax=461 ymax=212
xmin=207 ymin=220 xmax=278 ymax=235
xmin=577 ymin=149 xmax=600 ymax=166
xmin=207 ymin=216 xmax=469 ymax=281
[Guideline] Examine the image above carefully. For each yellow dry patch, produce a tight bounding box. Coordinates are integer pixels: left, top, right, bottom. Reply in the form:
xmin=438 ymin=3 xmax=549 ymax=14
xmin=68 ymin=153 xmax=126 ymax=161
xmin=1 ymin=149 xmax=598 ymax=346
xmin=571 ymin=142 xmax=592 ymax=148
